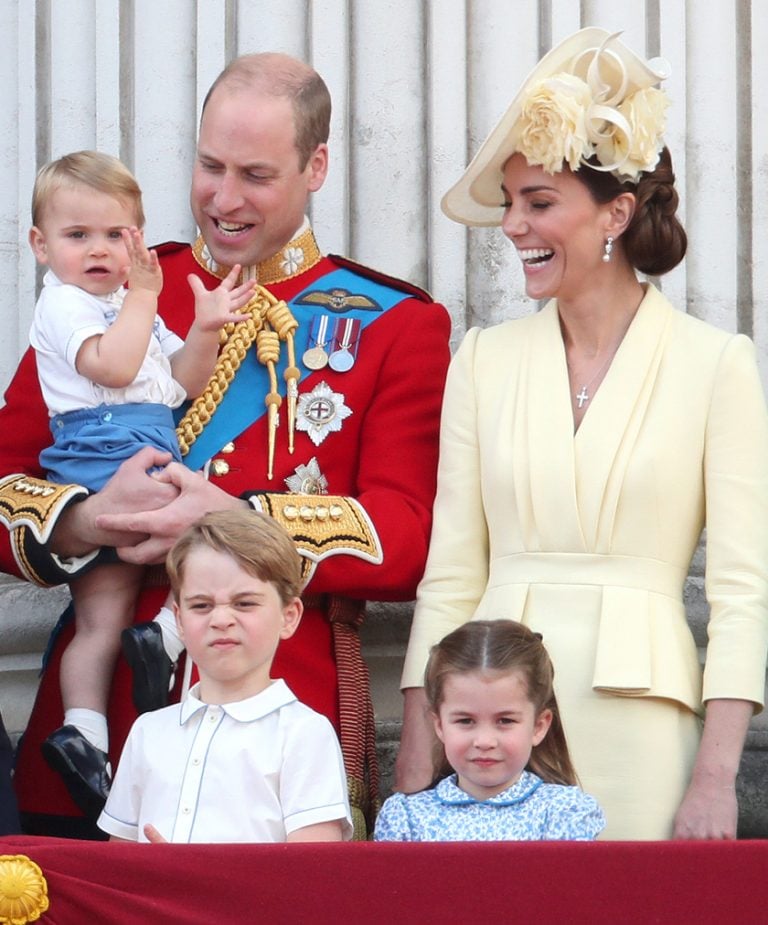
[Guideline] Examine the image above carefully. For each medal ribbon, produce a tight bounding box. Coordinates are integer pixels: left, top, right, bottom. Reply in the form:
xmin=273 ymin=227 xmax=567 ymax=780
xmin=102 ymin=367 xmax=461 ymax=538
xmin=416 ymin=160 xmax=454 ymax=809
xmin=311 ymin=314 xmax=330 ymax=349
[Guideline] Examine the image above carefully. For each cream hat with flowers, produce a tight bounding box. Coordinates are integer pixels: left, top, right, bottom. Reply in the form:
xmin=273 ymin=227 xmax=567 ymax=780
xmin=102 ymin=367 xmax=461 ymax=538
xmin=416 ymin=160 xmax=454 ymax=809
xmin=442 ymin=28 xmax=671 ymax=227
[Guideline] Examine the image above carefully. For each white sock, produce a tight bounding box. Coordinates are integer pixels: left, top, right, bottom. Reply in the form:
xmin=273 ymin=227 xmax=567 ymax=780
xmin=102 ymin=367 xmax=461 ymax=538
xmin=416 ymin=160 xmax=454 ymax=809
xmin=153 ymin=606 xmax=186 ymax=662
xmin=64 ymin=708 xmax=108 ymax=753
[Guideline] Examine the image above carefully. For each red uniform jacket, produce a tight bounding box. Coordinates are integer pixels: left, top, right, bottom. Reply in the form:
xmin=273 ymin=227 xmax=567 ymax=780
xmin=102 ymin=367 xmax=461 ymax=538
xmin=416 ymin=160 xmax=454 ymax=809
xmin=0 ymin=238 xmax=451 ymax=836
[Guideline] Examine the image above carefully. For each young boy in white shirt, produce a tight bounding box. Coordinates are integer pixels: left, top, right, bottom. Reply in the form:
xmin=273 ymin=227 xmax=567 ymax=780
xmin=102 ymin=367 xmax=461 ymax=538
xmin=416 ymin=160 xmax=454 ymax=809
xmin=28 ymin=151 xmax=255 ymax=818
xmin=98 ymin=508 xmax=352 ymax=843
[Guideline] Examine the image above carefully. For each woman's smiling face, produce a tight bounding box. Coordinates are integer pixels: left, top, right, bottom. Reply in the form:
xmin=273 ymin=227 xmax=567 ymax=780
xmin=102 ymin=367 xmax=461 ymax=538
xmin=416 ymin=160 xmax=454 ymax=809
xmin=500 ymin=153 xmax=613 ymax=303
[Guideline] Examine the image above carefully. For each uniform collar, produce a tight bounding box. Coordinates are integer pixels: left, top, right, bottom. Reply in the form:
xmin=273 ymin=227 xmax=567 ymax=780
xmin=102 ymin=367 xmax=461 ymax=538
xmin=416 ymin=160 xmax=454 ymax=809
xmin=191 ymin=217 xmax=323 ymax=286
xmin=435 ymin=770 xmax=543 ymax=806
xmin=179 ymin=678 xmax=297 ymax=724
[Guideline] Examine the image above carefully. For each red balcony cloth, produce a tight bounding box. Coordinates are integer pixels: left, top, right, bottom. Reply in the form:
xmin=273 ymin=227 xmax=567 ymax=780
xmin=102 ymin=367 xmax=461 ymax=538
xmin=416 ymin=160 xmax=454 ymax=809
xmin=0 ymin=835 xmax=762 ymax=924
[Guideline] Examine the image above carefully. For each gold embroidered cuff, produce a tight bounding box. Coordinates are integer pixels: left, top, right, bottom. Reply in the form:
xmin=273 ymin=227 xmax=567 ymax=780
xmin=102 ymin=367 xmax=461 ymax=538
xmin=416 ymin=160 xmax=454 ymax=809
xmin=248 ymin=493 xmax=383 ymax=582
xmin=0 ymin=475 xmax=89 ymax=545
xmin=0 ymin=475 xmax=90 ymax=586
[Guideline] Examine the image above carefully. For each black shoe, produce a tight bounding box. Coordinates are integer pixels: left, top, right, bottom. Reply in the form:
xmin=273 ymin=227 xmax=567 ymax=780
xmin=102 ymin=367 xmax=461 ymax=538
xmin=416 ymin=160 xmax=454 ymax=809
xmin=41 ymin=725 xmax=111 ymax=821
xmin=121 ymin=622 xmax=174 ymax=714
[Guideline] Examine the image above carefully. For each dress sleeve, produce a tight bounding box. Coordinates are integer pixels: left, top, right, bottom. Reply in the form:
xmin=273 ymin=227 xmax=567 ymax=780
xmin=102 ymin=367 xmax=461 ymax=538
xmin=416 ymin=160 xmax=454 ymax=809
xmin=701 ymin=334 xmax=768 ymax=708
xmin=401 ymin=327 xmax=490 ymax=687
xmin=280 ymin=710 xmax=353 ymax=839
xmin=541 ymin=787 xmax=606 ymax=841
xmin=373 ymin=793 xmax=413 ymax=841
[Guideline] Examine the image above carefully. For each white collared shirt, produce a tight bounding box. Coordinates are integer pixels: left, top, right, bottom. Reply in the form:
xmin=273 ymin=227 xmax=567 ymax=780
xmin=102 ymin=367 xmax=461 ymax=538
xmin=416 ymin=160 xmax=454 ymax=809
xmin=30 ymin=270 xmax=186 ymax=415
xmin=98 ymin=679 xmax=352 ymax=843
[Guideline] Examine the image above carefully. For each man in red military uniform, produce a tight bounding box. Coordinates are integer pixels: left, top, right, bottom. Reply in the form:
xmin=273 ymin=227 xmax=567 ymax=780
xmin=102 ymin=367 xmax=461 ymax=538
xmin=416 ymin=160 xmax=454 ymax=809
xmin=0 ymin=52 xmax=451 ymax=839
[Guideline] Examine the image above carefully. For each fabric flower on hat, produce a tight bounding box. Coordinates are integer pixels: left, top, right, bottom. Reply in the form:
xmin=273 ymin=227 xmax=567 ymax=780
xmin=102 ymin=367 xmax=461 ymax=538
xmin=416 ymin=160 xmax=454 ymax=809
xmin=593 ymin=87 xmax=668 ymax=180
xmin=515 ymin=73 xmax=593 ymax=174
xmin=515 ymin=58 xmax=668 ymax=181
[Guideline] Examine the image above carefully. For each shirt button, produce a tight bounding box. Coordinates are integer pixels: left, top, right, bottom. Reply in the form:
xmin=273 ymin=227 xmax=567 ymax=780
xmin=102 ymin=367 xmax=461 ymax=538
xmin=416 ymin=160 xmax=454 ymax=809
xmin=210 ymin=459 xmax=230 ymax=477
xmin=182 ymin=806 xmax=191 ymax=815
xmin=103 ymin=411 xmax=112 ymax=422
xmin=192 ymin=757 xmax=201 ymax=766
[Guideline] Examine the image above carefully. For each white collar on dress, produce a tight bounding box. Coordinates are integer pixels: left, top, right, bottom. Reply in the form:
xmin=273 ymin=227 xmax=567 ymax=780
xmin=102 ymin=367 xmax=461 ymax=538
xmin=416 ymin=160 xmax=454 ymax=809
xmin=435 ymin=770 xmax=544 ymax=806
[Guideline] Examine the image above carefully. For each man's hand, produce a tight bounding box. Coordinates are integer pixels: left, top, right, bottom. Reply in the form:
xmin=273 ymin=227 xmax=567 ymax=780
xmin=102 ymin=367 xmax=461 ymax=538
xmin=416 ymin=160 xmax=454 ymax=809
xmin=95 ymin=462 xmax=247 ymax=564
xmin=51 ymin=447 xmax=179 ymax=558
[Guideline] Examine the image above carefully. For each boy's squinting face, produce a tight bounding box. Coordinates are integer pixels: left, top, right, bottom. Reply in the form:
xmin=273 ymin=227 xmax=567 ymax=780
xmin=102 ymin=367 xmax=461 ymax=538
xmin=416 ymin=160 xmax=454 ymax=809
xmin=174 ymin=546 xmax=302 ymax=703
xmin=433 ymin=669 xmax=552 ymax=801
xmin=29 ymin=185 xmax=138 ymax=297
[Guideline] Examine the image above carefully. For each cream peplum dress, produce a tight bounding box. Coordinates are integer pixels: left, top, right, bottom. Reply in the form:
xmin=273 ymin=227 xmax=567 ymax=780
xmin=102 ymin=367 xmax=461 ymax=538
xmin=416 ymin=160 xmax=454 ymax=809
xmin=402 ymin=285 xmax=768 ymax=839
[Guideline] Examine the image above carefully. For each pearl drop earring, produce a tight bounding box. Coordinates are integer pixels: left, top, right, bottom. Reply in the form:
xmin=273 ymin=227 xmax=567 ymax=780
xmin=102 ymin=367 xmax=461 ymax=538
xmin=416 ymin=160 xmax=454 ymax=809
xmin=602 ymin=236 xmax=614 ymax=263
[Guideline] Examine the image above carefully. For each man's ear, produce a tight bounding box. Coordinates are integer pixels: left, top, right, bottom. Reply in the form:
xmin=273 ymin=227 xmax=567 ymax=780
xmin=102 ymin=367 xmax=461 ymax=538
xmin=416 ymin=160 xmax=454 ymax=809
xmin=305 ymin=144 xmax=329 ymax=193
xmin=29 ymin=226 xmax=48 ymax=263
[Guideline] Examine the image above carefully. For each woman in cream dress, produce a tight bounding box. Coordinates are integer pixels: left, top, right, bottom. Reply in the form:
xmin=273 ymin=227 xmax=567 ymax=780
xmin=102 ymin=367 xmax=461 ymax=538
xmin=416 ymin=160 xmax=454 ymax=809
xmin=395 ymin=29 xmax=768 ymax=839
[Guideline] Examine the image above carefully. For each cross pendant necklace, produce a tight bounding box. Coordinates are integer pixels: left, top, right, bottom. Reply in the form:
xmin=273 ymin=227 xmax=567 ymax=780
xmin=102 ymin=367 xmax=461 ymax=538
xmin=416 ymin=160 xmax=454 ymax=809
xmin=571 ymin=348 xmax=617 ymax=410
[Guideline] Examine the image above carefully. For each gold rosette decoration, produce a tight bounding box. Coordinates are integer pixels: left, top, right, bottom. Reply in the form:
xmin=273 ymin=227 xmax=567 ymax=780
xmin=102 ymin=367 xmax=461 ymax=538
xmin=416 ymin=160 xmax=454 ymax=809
xmin=0 ymin=855 xmax=49 ymax=924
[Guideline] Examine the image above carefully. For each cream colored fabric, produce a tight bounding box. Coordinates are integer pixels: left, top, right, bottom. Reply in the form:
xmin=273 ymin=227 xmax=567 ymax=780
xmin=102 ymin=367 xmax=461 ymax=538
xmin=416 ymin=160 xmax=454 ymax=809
xmin=401 ymin=285 xmax=768 ymax=838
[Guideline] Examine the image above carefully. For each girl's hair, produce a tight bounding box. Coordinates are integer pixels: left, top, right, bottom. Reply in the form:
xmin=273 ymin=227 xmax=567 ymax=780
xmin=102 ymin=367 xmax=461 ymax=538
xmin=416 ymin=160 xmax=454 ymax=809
xmin=166 ymin=509 xmax=303 ymax=606
xmin=424 ymin=619 xmax=577 ymax=787
xmin=31 ymin=150 xmax=145 ymax=228
xmin=575 ymin=146 xmax=687 ymax=276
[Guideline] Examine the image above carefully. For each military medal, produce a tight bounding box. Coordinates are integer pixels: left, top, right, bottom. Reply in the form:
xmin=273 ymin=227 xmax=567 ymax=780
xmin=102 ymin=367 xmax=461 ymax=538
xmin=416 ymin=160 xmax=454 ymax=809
xmin=328 ymin=318 xmax=361 ymax=372
xmin=296 ymin=381 xmax=352 ymax=446
xmin=302 ymin=314 xmax=331 ymax=370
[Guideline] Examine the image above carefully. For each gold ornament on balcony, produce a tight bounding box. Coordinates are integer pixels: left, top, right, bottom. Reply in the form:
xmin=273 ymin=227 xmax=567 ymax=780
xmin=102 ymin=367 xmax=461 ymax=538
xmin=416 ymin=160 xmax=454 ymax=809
xmin=0 ymin=855 xmax=49 ymax=924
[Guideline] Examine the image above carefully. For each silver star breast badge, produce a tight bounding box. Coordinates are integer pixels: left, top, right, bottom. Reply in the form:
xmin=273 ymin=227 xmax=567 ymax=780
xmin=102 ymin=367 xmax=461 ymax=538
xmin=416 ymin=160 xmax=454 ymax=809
xmin=296 ymin=381 xmax=352 ymax=446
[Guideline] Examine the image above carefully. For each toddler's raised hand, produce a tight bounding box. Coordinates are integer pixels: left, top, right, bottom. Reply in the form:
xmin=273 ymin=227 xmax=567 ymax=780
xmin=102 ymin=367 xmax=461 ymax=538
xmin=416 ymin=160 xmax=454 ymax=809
xmin=187 ymin=264 xmax=257 ymax=333
xmin=122 ymin=226 xmax=163 ymax=295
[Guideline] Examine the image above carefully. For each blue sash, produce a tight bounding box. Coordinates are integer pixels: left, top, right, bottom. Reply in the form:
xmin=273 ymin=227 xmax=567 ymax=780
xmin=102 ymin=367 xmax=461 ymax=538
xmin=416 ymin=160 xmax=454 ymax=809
xmin=181 ymin=267 xmax=410 ymax=471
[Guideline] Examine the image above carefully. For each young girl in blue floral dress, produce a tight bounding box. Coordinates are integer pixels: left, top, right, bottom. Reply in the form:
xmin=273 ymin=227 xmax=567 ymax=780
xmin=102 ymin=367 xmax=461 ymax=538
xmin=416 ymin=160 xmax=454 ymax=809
xmin=376 ymin=620 xmax=604 ymax=841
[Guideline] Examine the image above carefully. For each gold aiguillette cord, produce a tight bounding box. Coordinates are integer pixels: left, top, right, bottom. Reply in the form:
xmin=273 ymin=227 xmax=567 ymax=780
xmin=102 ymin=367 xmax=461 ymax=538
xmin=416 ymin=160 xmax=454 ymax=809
xmin=175 ymin=284 xmax=299 ymax=481
xmin=256 ymin=328 xmax=282 ymax=480
xmin=265 ymin=300 xmax=299 ymax=453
